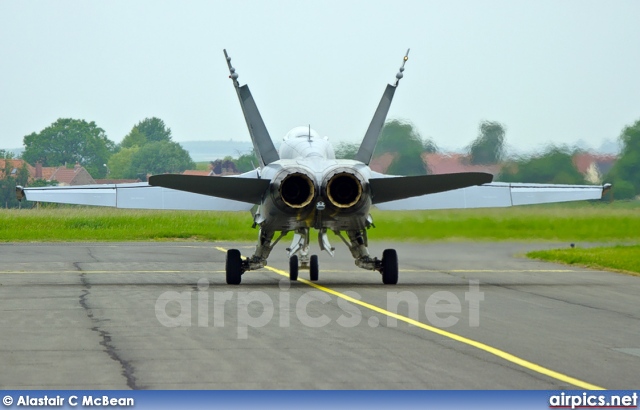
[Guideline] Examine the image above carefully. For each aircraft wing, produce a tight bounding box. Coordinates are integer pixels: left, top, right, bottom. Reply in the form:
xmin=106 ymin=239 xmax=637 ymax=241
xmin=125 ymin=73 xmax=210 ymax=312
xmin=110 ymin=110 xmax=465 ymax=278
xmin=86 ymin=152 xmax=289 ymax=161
xmin=375 ymin=182 xmax=611 ymax=211
xmin=17 ymin=182 xmax=254 ymax=211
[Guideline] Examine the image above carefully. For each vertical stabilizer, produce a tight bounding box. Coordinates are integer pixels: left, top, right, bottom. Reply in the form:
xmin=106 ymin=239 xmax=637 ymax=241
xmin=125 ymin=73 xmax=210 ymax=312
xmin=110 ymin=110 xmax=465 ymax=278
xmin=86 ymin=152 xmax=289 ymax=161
xmin=224 ymin=50 xmax=279 ymax=167
xmin=354 ymin=49 xmax=410 ymax=165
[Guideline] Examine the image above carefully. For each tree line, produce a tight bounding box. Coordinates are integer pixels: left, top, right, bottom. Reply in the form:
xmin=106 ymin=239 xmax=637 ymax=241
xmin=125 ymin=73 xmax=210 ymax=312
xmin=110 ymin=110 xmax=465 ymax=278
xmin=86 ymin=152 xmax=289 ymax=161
xmin=334 ymin=118 xmax=640 ymax=199
xmin=1 ymin=114 xmax=639 ymax=209
xmin=21 ymin=117 xmax=194 ymax=181
xmin=0 ymin=117 xmax=195 ymax=208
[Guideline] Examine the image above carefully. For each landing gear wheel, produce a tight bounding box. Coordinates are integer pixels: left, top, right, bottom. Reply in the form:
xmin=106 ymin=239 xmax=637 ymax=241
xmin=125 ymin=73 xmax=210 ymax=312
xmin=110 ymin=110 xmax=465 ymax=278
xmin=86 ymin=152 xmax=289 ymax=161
xmin=310 ymin=255 xmax=319 ymax=281
xmin=381 ymin=249 xmax=398 ymax=285
xmin=226 ymin=249 xmax=242 ymax=285
xmin=289 ymin=255 xmax=299 ymax=281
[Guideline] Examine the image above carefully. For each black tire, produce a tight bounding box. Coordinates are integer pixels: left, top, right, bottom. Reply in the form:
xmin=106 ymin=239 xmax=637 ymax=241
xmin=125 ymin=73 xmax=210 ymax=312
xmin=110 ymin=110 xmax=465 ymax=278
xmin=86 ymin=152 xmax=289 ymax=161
xmin=381 ymin=249 xmax=398 ymax=285
xmin=226 ymin=249 xmax=242 ymax=285
xmin=289 ymin=255 xmax=299 ymax=281
xmin=310 ymin=255 xmax=319 ymax=281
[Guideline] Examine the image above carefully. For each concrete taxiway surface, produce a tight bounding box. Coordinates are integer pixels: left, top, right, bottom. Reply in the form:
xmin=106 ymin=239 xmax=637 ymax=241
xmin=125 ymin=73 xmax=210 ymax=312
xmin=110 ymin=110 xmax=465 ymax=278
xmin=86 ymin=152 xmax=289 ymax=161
xmin=0 ymin=241 xmax=638 ymax=389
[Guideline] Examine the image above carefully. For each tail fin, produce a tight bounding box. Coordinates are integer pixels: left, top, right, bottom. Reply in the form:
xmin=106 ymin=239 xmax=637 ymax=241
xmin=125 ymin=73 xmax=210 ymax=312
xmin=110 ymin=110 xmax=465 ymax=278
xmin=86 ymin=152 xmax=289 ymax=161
xmin=354 ymin=49 xmax=410 ymax=165
xmin=224 ymin=50 xmax=279 ymax=167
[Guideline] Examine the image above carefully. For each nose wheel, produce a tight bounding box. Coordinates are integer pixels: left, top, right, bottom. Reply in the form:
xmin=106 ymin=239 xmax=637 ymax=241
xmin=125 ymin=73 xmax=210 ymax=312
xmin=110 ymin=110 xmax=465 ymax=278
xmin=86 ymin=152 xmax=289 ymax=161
xmin=310 ymin=255 xmax=319 ymax=281
xmin=289 ymin=254 xmax=320 ymax=281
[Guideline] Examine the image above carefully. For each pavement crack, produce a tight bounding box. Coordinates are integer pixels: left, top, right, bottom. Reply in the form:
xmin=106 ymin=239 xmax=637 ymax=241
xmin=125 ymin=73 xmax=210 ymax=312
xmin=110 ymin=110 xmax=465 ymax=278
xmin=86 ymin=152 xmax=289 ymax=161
xmin=78 ymin=269 xmax=139 ymax=389
xmin=86 ymin=247 xmax=99 ymax=262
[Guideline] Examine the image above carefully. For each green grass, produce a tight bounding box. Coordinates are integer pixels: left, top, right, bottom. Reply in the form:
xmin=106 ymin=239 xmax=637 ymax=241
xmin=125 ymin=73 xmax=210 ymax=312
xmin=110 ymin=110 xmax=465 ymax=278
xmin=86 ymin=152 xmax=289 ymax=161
xmin=527 ymin=245 xmax=640 ymax=276
xmin=371 ymin=201 xmax=640 ymax=242
xmin=1 ymin=200 xmax=639 ymax=243
xmin=0 ymin=208 xmax=255 ymax=242
xmin=2 ymin=202 xmax=639 ymax=276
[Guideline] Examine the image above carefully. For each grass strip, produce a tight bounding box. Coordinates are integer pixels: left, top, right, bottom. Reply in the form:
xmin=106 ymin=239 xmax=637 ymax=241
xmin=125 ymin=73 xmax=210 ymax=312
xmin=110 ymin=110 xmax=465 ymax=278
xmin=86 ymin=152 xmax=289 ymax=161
xmin=527 ymin=245 xmax=640 ymax=276
xmin=1 ymin=201 xmax=639 ymax=242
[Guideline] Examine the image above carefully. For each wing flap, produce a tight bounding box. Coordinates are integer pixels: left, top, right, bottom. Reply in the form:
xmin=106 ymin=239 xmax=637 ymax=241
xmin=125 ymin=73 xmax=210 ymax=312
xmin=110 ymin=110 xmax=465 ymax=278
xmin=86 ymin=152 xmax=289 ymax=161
xmin=20 ymin=183 xmax=254 ymax=211
xmin=370 ymin=172 xmax=493 ymax=204
xmin=375 ymin=182 xmax=608 ymax=210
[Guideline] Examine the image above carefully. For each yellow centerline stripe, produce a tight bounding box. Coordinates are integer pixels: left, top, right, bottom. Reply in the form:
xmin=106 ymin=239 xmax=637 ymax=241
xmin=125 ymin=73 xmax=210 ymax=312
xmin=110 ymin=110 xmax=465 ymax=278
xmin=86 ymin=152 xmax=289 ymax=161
xmin=215 ymin=246 xmax=605 ymax=390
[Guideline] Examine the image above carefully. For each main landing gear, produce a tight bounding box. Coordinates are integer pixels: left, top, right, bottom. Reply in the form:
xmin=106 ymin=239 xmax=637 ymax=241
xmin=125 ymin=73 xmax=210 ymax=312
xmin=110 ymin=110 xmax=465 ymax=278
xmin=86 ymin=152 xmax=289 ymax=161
xmin=225 ymin=249 xmax=243 ymax=285
xmin=334 ymin=229 xmax=399 ymax=285
xmin=224 ymin=228 xmax=399 ymax=285
xmin=380 ymin=249 xmax=398 ymax=285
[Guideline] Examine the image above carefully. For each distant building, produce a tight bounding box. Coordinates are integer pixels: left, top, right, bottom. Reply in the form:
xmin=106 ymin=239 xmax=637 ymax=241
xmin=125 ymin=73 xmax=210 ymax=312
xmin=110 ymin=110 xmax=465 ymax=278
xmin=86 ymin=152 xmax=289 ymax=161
xmin=573 ymin=153 xmax=617 ymax=184
xmin=181 ymin=160 xmax=240 ymax=177
xmin=423 ymin=153 xmax=502 ymax=177
xmin=182 ymin=170 xmax=212 ymax=176
xmin=369 ymin=153 xmax=396 ymax=174
xmin=38 ymin=162 xmax=96 ymax=186
xmin=369 ymin=152 xmax=502 ymax=177
xmin=369 ymin=151 xmax=617 ymax=183
xmin=0 ymin=159 xmax=35 ymax=180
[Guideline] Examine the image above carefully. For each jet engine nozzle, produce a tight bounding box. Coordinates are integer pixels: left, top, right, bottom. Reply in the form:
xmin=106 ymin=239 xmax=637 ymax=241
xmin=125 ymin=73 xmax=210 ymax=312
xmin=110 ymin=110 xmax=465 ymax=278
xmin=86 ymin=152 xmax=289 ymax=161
xmin=281 ymin=173 xmax=315 ymax=208
xmin=324 ymin=169 xmax=366 ymax=209
xmin=271 ymin=168 xmax=317 ymax=211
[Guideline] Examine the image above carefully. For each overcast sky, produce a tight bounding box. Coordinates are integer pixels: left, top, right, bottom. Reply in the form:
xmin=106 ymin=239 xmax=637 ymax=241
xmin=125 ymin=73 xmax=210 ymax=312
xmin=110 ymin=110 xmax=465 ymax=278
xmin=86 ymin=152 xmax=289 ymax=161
xmin=1 ymin=0 xmax=639 ymax=153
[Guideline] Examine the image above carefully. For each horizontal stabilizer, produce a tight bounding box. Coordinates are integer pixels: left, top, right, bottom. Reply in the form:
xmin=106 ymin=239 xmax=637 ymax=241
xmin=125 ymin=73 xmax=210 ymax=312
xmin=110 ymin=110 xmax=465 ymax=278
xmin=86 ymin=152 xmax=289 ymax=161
xmin=149 ymin=174 xmax=269 ymax=204
xmin=370 ymin=172 xmax=493 ymax=204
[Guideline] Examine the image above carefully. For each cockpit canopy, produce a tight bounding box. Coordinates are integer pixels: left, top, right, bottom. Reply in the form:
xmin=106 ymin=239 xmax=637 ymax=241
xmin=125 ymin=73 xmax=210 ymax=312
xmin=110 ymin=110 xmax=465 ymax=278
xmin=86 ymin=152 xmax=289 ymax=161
xmin=278 ymin=126 xmax=335 ymax=160
xmin=283 ymin=126 xmax=322 ymax=140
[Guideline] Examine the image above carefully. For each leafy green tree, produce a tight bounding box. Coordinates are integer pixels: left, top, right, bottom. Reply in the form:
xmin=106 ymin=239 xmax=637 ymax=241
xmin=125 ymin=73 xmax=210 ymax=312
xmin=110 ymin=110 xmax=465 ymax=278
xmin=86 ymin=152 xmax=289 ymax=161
xmin=500 ymin=146 xmax=585 ymax=184
xmin=335 ymin=142 xmax=359 ymax=160
xmin=107 ymin=147 xmax=140 ymax=179
xmin=119 ymin=127 xmax=148 ymax=149
xmin=121 ymin=117 xmax=172 ymax=149
xmin=469 ymin=120 xmax=506 ymax=165
xmin=22 ymin=118 xmax=115 ymax=178
xmin=235 ymin=152 xmax=259 ymax=173
xmin=0 ymin=150 xmax=15 ymax=160
xmin=129 ymin=141 xmax=194 ymax=179
xmin=606 ymin=118 xmax=640 ymax=199
xmin=610 ymin=180 xmax=636 ymax=200
xmin=373 ymin=120 xmax=436 ymax=175
xmin=0 ymin=159 xmax=29 ymax=208
xmin=115 ymin=118 xmax=194 ymax=178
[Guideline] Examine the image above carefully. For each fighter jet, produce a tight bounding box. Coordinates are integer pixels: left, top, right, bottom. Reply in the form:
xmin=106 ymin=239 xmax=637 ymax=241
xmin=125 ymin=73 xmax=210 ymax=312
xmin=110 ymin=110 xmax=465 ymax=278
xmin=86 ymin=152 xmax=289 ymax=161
xmin=17 ymin=50 xmax=610 ymax=285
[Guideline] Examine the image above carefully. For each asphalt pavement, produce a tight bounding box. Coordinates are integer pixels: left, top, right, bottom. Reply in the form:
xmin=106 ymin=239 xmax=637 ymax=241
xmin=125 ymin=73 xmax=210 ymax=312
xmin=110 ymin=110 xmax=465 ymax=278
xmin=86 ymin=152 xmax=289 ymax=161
xmin=0 ymin=241 xmax=638 ymax=389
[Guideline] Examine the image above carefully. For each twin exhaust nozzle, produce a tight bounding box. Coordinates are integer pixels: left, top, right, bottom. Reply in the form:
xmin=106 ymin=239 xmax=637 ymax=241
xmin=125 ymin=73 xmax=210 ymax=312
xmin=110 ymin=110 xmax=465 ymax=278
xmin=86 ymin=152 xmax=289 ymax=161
xmin=276 ymin=169 xmax=365 ymax=210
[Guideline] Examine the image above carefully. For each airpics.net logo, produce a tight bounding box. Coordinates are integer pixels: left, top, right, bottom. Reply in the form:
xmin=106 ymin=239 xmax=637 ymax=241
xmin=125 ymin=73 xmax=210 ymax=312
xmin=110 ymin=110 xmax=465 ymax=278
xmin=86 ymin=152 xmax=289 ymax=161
xmin=154 ymin=279 xmax=484 ymax=339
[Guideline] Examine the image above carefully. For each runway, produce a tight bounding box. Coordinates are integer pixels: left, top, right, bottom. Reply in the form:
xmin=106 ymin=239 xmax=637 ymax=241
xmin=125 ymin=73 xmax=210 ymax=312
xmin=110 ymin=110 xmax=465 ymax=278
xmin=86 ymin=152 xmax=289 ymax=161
xmin=0 ymin=241 xmax=638 ymax=389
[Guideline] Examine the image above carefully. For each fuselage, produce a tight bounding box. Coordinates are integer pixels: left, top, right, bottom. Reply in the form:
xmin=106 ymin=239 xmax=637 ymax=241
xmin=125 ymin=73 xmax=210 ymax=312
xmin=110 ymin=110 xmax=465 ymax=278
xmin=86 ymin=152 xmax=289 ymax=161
xmin=256 ymin=127 xmax=372 ymax=232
